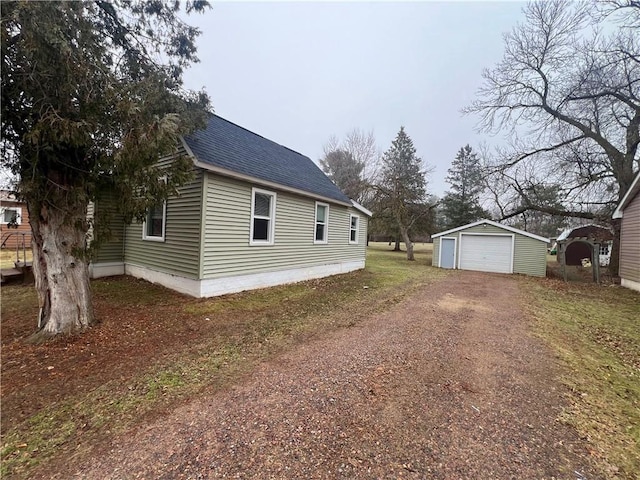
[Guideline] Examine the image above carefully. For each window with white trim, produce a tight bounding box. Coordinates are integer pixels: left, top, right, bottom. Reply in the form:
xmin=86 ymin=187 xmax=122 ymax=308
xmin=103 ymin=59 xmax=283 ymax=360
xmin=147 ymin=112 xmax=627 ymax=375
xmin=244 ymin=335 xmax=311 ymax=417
xmin=349 ymin=214 xmax=359 ymax=244
xmin=251 ymin=188 xmax=276 ymax=245
xmin=1 ymin=207 xmax=21 ymax=225
xmin=142 ymin=178 xmax=167 ymax=242
xmin=314 ymin=202 xmax=329 ymax=243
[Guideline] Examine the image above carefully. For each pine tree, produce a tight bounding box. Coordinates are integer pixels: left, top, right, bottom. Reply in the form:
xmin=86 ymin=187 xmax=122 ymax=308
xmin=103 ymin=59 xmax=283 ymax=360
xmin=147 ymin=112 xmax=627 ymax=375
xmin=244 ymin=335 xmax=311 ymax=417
xmin=440 ymin=145 xmax=488 ymax=229
xmin=377 ymin=127 xmax=427 ymax=261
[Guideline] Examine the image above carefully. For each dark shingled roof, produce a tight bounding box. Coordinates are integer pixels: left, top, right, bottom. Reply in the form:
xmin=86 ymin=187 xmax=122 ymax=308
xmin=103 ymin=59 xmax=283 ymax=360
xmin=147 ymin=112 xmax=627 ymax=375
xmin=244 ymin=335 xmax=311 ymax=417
xmin=184 ymin=115 xmax=351 ymax=204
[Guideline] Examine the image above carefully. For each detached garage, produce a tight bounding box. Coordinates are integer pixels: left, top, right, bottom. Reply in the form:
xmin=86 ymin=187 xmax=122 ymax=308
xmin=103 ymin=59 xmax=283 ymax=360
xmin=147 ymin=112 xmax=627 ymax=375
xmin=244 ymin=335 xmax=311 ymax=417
xmin=432 ymin=219 xmax=549 ymax=277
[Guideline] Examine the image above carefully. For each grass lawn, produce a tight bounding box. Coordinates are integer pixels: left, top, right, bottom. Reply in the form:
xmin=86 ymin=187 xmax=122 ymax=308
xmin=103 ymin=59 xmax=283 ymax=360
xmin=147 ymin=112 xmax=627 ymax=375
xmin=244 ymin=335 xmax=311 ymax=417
xmin=521 ymin=276 xmax=640 ymax=478
xmin=0 ymin=242 xmax=440 ymax=478
xmin=0 ymin=249 xmax=32 ymax=269
xmin=1 ymin=242 xmax=637 ymax=479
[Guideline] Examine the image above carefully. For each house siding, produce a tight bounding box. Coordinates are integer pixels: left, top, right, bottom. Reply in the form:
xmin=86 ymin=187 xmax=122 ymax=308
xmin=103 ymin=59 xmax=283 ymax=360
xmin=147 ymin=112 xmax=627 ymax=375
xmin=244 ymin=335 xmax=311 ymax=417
xmin=0 ymin=200 xmax=31 ymax=250
xmin=90 ymin=196 xmax=125 ymax=264
xmin=201 ymin=173 xmax=366 ymax=279
xmin=433 ymin=224 xmax=547 ymax=277
xmin=620 ymin=191 xmax=640 ymax=284
xmin=124 ymin=167 xmax=203 ymax=279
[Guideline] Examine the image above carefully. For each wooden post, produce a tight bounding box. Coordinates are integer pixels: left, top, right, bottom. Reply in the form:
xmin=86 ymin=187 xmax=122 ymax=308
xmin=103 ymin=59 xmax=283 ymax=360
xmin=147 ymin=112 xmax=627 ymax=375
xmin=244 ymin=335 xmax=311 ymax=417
xmin=593 ymin=242 xmax=600 ymax=284
xmin=559 ymin=242 xmax=567 ymax=282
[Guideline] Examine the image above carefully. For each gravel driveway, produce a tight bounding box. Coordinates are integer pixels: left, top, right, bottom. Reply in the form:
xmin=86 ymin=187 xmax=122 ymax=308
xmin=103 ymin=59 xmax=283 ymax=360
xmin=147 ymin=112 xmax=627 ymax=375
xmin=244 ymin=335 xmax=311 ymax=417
xmin=65 ymin=271 xmax=596 ymax=479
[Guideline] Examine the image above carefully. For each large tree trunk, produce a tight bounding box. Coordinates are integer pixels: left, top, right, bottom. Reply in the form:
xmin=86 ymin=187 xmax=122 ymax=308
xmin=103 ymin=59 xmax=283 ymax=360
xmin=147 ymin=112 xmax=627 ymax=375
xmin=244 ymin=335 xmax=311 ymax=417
xmin=393 ymin=236 xmax=401 ymax=251
xmin=29 ymin=201 xmax=95 ymax=339
xmin=400 ymin=226 xmax=415 ymax=261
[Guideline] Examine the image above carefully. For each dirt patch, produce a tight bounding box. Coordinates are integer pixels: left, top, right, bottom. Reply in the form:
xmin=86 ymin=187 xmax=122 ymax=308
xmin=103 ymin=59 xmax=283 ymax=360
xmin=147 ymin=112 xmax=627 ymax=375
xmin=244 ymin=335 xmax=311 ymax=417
xmin=35 ymin=271 xmax=598 ymax=479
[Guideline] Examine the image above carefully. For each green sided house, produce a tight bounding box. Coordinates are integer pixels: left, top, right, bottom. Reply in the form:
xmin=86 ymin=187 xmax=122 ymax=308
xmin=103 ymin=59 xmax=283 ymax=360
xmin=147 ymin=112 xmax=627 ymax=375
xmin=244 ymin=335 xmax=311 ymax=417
xmin=431 ymin=219 xmax=549 ymax=277
xmin=89 ymin=115 xmax=371 ymax=297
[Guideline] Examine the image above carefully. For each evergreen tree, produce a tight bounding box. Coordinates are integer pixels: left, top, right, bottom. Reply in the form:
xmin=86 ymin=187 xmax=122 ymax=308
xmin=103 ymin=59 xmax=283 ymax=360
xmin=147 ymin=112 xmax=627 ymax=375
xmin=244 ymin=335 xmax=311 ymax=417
xmin=377 ymin=127 xmax=428 ymax=261
xmin=440 ymin=145 xmax=488 ymax=229
xmin=1 ymin=1 xmax=210 ymax=338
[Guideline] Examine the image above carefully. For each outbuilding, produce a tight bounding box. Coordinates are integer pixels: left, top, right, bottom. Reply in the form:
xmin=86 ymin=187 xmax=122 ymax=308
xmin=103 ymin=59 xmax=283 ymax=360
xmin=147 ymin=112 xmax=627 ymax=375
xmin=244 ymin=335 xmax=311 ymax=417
xmin=431 ymin=219 xmax=549 ymax=277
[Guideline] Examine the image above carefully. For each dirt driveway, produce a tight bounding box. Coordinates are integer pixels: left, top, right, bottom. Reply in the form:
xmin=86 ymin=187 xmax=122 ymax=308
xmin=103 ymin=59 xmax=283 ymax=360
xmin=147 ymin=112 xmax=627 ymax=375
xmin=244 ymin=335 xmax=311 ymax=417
xmin=56 ymin=271 xmax=596 ymax=479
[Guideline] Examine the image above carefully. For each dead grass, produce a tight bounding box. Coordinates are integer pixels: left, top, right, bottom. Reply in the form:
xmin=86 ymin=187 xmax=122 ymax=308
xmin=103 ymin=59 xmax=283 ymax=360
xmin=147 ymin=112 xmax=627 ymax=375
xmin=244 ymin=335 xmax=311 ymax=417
xmin=0 ymin=245 xmax=442 ymax=479
xmin=0 ymin=249 xmax=32 ymax=269
xmin=521 ymin=277 xmax=640 ymax=479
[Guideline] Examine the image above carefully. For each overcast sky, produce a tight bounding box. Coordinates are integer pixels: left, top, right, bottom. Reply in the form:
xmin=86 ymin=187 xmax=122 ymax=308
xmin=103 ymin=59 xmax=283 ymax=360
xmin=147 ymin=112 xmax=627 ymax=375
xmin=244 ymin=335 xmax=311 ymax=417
xmin=182 ymin=1 xmax=527 ymax=196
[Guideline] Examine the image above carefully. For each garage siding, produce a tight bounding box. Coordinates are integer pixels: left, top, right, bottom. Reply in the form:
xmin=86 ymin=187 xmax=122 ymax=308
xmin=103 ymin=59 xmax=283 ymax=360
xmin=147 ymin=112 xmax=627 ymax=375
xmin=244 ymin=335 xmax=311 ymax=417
xmin=432 ymin=237 xmax=440 ymax=267
xmin=513 ymin=234 xmax=547 ymax=277
xmin=432 ymin=223 xmax=547 ymax=277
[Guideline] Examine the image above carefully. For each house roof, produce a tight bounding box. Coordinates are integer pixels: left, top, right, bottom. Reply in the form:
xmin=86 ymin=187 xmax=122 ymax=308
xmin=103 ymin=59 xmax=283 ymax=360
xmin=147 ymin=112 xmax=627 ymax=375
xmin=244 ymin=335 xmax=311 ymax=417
xmin=613 ymin=170 xmax=640 ymax=219
xmin=431 ymin=219 xmax=550 ymax=243
xmin=183 ymin=115 xmax=352 ymax=206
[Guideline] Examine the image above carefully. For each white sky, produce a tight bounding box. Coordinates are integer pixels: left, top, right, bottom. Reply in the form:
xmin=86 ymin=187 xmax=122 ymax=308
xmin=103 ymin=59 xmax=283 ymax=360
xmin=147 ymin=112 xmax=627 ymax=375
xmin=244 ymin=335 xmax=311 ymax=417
xmin=182 ymin=1 xmax=527 ymax=197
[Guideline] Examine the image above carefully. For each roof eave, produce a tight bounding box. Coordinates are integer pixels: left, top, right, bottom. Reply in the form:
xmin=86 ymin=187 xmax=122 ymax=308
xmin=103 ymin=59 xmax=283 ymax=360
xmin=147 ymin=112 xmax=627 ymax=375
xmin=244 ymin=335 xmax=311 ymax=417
xmin=351 ymin=200 xmax=373 ymax=217
xmin=613 ymin=171 xmax=640 ymax=219
xmin=432 ymin=219 xmax=549 ymax=243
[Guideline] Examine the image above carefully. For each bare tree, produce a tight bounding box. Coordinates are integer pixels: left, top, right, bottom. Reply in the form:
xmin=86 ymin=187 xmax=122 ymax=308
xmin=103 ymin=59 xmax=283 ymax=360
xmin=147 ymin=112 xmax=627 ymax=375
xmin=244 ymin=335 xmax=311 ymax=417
xmin=465 ymin=0 xmax=640 ymax=275
xmin=320 ymin=128 xmax=380 ymax=204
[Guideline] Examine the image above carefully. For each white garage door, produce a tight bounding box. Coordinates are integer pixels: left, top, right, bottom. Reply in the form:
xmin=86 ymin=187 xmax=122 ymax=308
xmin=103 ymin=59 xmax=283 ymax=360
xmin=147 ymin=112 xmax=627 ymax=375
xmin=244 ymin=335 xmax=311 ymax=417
xmin=459 ymin=234 xmax=513 ymax=274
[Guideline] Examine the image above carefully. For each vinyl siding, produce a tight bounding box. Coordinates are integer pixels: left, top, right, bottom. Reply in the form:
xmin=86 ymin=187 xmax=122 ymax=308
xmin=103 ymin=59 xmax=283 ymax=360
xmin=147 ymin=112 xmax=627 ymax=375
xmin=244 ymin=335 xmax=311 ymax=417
xmin=512 ymin=233 xmax=547 ymax=277
xmin=432 ymin=224 xmax=547 ymax=276
xmin=91 ymin=196 xmax=125 ymax=264
xmin=620 ymin=191 xmax=640 ymax=283
xmin=124 ymin=166 xmax=203 ymax=279
xmin=432 ymin=237 xmax=440 ymax=267
xmin=0 ymin=200 xmax=31 ymax=250
xmin=202 ymin=173 xmax=366 ymax=279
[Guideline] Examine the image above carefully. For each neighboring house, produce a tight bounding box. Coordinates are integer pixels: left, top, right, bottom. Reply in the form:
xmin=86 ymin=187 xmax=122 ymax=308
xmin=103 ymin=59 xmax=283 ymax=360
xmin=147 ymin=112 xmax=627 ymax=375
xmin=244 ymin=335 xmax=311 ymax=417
xmin=556 ymin=225 xmax=613 ymax=267
xmin=90 ymin=115 xmax=371 ymax=297
xmin=0 ymin=191 xmax=31 ymax=250
xmin=613 ymin=171 xmax=640 ymax=292
xmin=431 ymin=219 xmax=549 ymax=277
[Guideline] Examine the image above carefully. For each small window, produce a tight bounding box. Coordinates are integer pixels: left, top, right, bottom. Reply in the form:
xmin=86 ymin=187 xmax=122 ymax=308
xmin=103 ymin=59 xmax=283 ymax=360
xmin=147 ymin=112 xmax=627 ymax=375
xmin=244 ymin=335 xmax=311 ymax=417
xmin=349 ymin=214 xmax=359 ymax=244
xmin=143 ymin=201 xmax=166 ymax=241
xmin=142 ymin=178 xmax=167 ymax=242
xmin=251 ymin=188 xmax=276 ymax=245
xmin=1 ymin=207 xmax=21 ymax=225
xmin=315 ymin=202 xmax=329 ymax=244
xmin=599 ymin=243 xmax=610 ymax=256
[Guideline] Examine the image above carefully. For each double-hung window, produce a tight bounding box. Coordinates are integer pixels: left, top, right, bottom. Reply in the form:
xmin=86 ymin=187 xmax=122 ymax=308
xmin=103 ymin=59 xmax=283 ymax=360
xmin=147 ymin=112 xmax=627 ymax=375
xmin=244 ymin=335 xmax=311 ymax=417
xmin=349 ymin=214 xmax=359 ymax=244
xmin=251 ymin=188 xmax=276 ymax=245
xmin=142 ymin=178 xmax=167 ymax=242
xmin=314 ymin=202 xmax=329 ymax=244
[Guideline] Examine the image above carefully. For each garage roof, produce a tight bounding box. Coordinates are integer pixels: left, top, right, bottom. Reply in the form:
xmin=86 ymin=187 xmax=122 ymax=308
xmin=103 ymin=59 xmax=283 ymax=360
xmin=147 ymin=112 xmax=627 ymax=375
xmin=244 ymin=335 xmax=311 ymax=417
xmin=432 ymin=219 xmax=549 ymax=243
